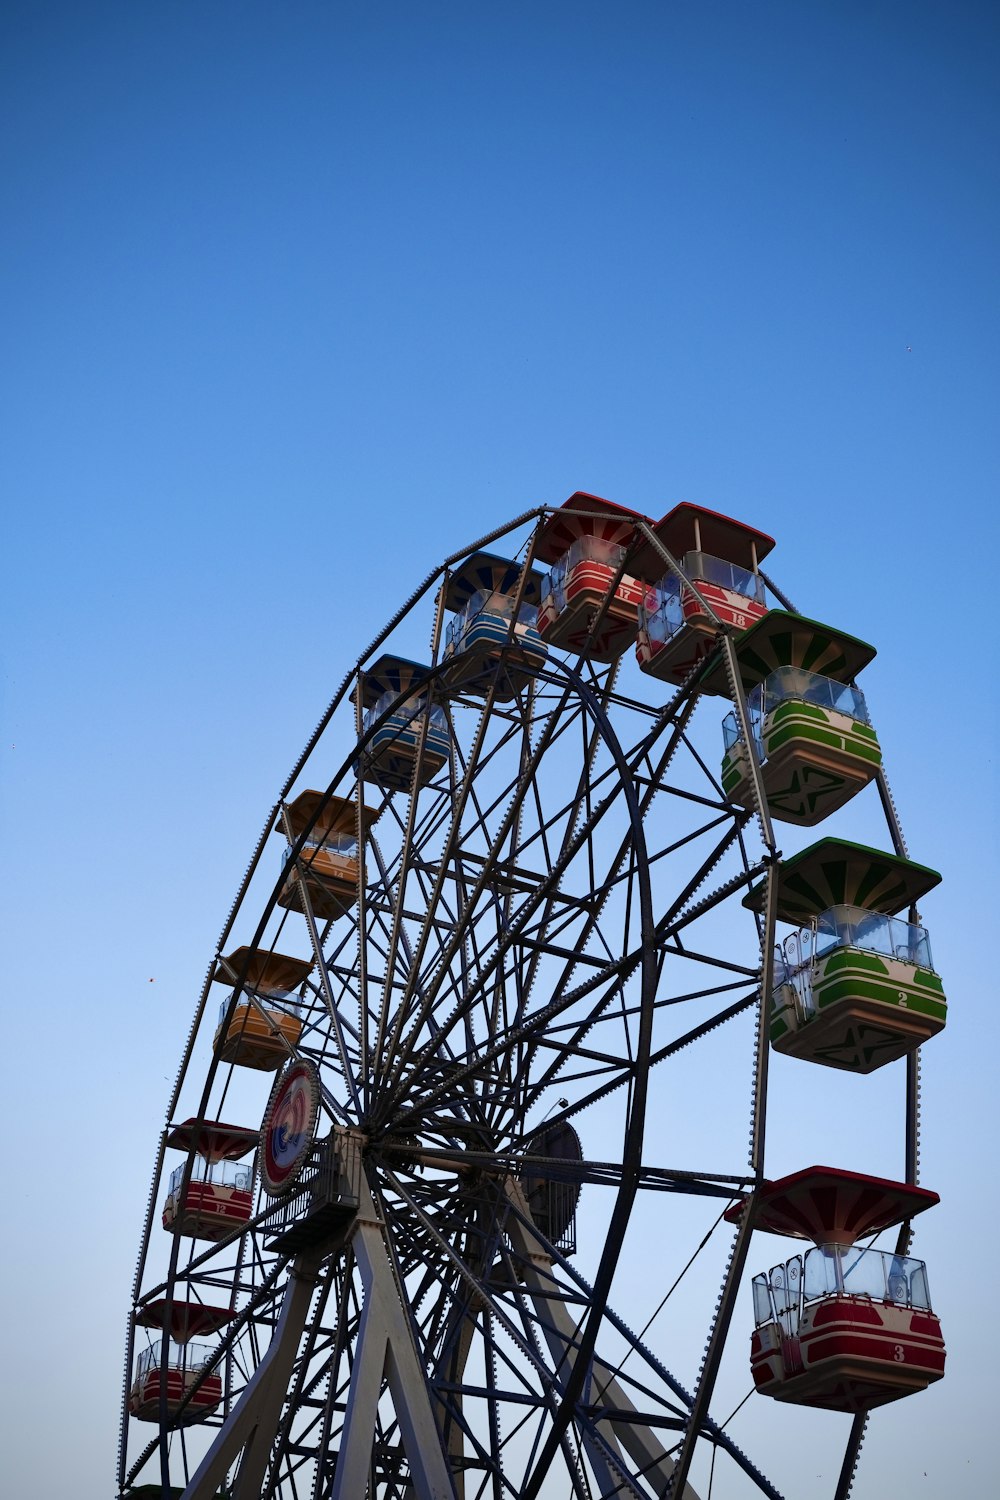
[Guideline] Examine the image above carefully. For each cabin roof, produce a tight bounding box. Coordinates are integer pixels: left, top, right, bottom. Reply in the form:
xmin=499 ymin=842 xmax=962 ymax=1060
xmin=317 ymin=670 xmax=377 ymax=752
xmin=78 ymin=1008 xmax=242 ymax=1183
xmin=696 ymin=609 xmax=877 ymax=694
xmin=165 ymin=1119 xmax=258 ymax=1163
xmin=354 ymin=654 xmax=435 ymax=710
xmin=650 ymin=502 xmax=776 ymax=569
xmin=212 ymin=946 xmax=313 ymax=993
xmin=444 ymin=551 xmax=547 ymax=612
xmin=135 ymin=1299 xmax=234 ymax=1341
xmin=280 ymin=790 xmax=380 ymax=840
xmin=619 ymin=502 xmax=775 ymax=583
xmin=724 ymin=1166 xmax=939 ymax=1244
xmin=532 ymin=492 xmax=652 ymax=565
xmin=743 ymin=839 xmax=942 ymax=923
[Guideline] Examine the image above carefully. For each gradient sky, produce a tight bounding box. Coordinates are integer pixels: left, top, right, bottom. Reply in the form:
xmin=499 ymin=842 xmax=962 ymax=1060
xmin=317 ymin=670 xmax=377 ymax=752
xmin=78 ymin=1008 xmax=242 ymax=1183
xmin=2 ymin=3 xmax=998 ymax=1497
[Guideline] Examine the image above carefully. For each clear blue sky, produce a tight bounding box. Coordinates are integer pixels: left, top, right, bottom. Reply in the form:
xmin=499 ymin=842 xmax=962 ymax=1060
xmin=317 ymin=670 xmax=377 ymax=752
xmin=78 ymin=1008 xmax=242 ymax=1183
xmin=2 ymin=3 xmax=997 ymax=1496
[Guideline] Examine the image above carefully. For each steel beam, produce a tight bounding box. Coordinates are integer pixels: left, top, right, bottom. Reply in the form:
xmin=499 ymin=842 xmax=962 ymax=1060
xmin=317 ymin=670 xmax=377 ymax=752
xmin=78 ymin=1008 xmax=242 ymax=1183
xmin=331 ymin=1172 xmax=456 ymax=1500
xmin=505 ymin=1179 xmax=700 ymax=1499
xmin=181 ymin=1250 xmax=325 ymax=1500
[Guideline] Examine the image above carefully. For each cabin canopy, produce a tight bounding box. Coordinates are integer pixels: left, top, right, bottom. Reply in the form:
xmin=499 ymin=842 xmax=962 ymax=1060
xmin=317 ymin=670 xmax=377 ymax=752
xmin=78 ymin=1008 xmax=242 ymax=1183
xmin=354 ymin=655 xmax=437 ymax=711
xmin=212 ymin=946 xmax=313 ymax=994
xmin=135 ymin=1300 xmax=233 ymax=1342
xmin=280 ymin=789 xmax=380 ymax=842
xmin=444 ymin=552 xmax=546 ymax=613
xmin=165 ymin=1119 xmax=258 ymax=1163
xmin=744 ymin=839 xmax=942 ymax=924
xmin=533 ymin=492 xmax=652 ymax=565
xmin=621 ymin=502 xmax=775 ymax=585
xmin=725 ymin=1166 xmax=939 ymax=1245
xmin=697 ymin=610 xmax=877 ymax=696
xmin=652 ymin=503 xmax=775 ymax=570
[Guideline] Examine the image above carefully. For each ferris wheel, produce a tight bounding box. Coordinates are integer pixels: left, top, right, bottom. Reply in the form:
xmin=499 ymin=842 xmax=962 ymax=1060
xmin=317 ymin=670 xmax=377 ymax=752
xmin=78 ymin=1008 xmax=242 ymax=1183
xmin=119 ymin=494 xmax=947 ymax=1500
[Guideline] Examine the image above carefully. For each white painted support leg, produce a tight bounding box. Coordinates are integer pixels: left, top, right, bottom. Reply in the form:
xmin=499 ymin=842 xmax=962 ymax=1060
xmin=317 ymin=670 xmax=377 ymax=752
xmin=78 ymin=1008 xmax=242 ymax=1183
xmin=331 ymin=1175 xmax=456 ymax=1500
xmin=504 ymin=1181 xmax=701 ymax=1500
xmin=182 ymin=1251 xmax=324 ymax=1500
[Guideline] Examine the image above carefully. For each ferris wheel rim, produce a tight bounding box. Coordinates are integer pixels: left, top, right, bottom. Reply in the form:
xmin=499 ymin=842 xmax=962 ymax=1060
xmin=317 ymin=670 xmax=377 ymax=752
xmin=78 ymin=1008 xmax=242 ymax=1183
xmin=119 ymin=508 xmax=827 ymax=1500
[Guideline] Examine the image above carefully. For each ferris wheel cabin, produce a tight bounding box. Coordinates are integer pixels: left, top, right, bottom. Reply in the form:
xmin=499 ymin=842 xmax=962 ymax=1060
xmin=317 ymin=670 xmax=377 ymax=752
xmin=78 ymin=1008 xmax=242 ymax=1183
xmin=128 ymin=1341 xmax=222 ymax=1425
xmin=442 ymin=552 xmax=548 ymax=698
xmin=534 ymin=492 xmax=653 ymax=661
xmin=212 ymin=946 xmax=311 ymax=1071
xmin=354 ymin=654 xmax=451 ymax=792
xmin=160 ymin=1119 xmax=257 ymax=1242
xmin=711 ymin=612 xmax=882 ymax=825
xmin=731 ymin=1167 xmax=946 ymax=1412
xmin=635 ymin=503 xmax=773 ymax=685
xmin=276 ymin=790 xmax=378 ymax=922
xmin=129 ymin=1302 xmax=232 ymax=1424
xmin=744 ymin=840 xmax=947 ymax=1072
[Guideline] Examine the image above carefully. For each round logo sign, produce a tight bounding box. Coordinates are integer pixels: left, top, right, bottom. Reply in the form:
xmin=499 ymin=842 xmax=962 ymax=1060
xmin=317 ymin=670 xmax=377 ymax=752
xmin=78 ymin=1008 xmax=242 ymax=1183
xmin=260 ymin=1059 xmax=320 ymax=1196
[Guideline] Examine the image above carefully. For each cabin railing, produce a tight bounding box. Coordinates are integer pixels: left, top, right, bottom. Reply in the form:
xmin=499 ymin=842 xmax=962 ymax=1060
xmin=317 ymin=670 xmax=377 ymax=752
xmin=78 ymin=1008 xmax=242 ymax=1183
xmin=445 ymin=590 xmax=539 ymax=652
xmin=774 ymin=906 xmax=935 ymax=986
xmin=134 ymin=1340 xmax=214 ymax=1380
xmin=544 ymin=535 xmax=630 ymax=611
xmin=753 ymin=1246 xmax=934 ymax=1336
xmin=642 ymin=551 xmax=766 ymax=640
xmin=362 ymin=692 xmax=447 ymax=736
xmin=217 ymin=993 xmax=302 ymax=1025
xmin=166 ymin=1159 xmax=253 ymax=1197
xmin=724 ymin=671 xmax=875 ymax=772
